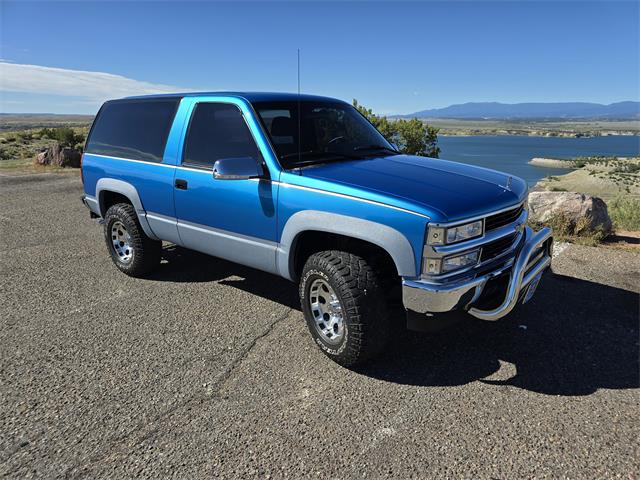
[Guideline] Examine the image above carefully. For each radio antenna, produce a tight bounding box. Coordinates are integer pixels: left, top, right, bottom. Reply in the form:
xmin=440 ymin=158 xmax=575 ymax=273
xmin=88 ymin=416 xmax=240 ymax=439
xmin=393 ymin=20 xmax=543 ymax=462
xmin=297 ymin=48 xmax=301 ymax=167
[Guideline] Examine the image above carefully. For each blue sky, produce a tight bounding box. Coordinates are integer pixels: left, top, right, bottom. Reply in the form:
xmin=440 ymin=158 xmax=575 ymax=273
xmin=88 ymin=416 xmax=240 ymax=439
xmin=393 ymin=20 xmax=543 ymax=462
xmin=1 ymin=0 xmax=638 ymax=114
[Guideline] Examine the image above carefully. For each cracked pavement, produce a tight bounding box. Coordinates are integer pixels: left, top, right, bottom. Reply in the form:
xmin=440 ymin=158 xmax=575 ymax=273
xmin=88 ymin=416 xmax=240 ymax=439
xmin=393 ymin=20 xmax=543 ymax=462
xmin=1 ymin=174 xmax=639 ymax=478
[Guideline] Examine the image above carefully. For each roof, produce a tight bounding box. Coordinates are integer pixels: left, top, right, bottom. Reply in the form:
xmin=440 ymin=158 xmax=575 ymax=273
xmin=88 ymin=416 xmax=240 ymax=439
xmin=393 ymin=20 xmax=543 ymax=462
xmin=121 ymin=91 xmax=347 ymax=104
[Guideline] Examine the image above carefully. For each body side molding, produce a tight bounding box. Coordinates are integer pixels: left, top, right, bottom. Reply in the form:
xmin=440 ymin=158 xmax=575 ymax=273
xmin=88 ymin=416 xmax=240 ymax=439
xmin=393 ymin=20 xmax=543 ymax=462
xmin=177 ymin=218 xmax=279 ymax=274
xmin=95 ymin=178 xmax=159 ymax=240
xmin=278 ymin=210 xmax=417 ymax=281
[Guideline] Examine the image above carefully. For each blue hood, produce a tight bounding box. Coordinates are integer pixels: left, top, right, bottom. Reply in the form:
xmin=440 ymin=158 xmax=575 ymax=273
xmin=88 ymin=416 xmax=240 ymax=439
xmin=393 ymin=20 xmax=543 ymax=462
xmin=298 ymin=155 xmax=527 ymax=222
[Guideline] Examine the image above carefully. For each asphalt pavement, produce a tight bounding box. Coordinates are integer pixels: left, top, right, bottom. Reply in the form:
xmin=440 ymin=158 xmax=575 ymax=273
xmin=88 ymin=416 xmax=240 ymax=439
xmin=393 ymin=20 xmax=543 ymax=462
xmin=1 ymin=173 xmax=638 ymax=478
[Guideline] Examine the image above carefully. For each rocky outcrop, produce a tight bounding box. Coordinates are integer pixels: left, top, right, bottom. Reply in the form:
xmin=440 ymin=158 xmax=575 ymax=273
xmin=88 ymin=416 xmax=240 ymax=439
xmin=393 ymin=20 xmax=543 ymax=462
xmin=35 ymin=144 xmax=81 ymax=168
xmin=528 ymin=191 xmax=612 ymax=234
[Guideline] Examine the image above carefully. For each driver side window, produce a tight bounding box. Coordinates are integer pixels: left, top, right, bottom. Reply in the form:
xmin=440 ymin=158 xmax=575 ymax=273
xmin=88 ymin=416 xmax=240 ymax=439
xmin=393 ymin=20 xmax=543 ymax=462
xmin=183 ymin=103 xmax=261 ymax=168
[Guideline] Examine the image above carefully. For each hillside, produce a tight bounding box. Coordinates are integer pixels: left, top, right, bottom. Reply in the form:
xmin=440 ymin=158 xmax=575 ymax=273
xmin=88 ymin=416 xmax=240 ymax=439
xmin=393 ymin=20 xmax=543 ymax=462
xmin=403 ymin=101 xmax=640 ymax=120
xmin=0 ymin=113 xmax=94 ymax=131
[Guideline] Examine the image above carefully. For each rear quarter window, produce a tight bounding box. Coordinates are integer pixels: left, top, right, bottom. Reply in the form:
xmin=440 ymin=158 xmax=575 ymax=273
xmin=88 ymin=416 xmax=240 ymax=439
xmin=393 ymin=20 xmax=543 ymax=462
xmin=85 ymin=98 xmax=180 ymax=163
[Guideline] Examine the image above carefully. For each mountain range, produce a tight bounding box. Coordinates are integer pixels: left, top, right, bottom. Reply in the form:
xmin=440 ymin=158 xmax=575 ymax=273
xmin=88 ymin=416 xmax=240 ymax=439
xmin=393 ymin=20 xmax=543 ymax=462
xmin=401 ymin=101 xmax=639 ymax=120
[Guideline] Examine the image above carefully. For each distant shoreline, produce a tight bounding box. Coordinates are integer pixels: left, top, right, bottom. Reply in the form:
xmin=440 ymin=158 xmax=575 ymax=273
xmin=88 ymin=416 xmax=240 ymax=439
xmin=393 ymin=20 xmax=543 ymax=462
xmin=531 ymin=156 xmax=640 ymax=202
xmin=529 ymin=157 xmax=579 ymax=168
xmin=414 ymin=117 xmax=640 ymax=138
xmin=2 ymin=113 xmax=640 ymax=136
xmin=438 ymin=131 xmax=639 ymax=138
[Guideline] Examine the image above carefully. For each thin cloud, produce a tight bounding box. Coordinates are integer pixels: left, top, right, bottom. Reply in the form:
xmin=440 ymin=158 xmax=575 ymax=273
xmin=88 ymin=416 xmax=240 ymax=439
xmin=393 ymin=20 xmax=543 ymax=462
xmin=0 ymin=62 xmax=191 ymax=102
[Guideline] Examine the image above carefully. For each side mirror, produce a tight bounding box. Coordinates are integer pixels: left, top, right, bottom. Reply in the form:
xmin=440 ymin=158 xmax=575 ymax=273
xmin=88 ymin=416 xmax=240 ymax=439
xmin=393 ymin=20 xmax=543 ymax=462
xmin=213 ymin=157 xmax=264 ymax=180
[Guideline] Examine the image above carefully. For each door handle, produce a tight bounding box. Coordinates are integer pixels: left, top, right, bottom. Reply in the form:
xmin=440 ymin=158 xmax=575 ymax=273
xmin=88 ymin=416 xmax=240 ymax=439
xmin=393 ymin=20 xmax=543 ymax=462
xmin=175 ymin=179 xmax=188 ymax=190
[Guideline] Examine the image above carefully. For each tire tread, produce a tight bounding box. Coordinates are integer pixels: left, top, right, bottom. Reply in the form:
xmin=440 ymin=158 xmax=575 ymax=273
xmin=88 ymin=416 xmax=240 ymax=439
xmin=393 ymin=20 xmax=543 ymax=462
xmin=103 ymin=203 xmax=161 ymax=277
xmin=300 ymin=250 xmax=391 ymax=366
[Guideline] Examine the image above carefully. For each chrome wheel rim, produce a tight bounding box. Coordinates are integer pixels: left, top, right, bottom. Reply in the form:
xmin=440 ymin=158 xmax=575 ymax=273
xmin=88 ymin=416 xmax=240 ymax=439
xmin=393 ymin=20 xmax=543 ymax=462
xmin=111 ymin=221 xmax=133 ymax=263
xmin=309 ymin=278 xmax=344 ymax=344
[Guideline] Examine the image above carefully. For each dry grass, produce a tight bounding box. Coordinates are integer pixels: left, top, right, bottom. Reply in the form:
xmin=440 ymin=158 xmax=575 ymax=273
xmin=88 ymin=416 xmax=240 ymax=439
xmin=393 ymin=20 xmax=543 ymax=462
xmin=529 ymin=213 xmax=607 ymax=247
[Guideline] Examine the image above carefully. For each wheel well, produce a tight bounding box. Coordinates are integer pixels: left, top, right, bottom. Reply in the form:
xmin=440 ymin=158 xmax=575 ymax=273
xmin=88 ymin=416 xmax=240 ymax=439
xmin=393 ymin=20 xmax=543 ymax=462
xmin=292 ymin=231 xmax=399 ymax=281
xmin=100 ymin=191 xmax=132 ymax=216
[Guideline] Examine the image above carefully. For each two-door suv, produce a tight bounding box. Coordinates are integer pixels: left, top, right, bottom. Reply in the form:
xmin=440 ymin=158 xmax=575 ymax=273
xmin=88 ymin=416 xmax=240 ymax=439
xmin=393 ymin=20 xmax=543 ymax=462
xmin=81 ymin=92 xmax=552 ymax=366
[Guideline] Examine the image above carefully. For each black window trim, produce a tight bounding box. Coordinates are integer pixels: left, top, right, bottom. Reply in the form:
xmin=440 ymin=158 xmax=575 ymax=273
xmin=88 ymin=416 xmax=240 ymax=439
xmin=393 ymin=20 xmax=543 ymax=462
xmin=180 ymin=100 xmax=265 ymax=172
xmin=84 ymin=103 xmax=105 ymax=154
xmin=85 ymin=96 xmax=182 ymax=164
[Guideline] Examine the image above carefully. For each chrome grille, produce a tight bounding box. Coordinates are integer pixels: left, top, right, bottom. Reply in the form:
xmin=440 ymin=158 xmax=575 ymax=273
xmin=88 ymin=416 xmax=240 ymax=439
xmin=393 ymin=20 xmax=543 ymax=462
xmin=480 ymin=233 xmax=518 ymax=262
xmin=485 ymin=204 xmax=524 ymax=231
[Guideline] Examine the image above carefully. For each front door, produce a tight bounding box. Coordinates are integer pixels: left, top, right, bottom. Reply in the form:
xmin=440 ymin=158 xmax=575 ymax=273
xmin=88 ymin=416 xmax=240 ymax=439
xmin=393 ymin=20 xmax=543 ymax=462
xmin=173 ymin=102 xmax=278 ymax=274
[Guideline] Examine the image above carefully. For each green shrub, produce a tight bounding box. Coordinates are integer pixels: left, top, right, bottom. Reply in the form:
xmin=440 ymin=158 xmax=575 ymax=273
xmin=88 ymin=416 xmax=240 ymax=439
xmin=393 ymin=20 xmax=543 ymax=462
xmin=352 ymin=100 xmax=440 ymax=157
xmin=17 ymin=131 xmax=33 ymax=142
xmin=608 ymin=196 xmax=640 ymax=231
xmin=39 ymin=127 xmax=85 ymax=147
xmin=0 ymin=146 xmax=10 ymax=160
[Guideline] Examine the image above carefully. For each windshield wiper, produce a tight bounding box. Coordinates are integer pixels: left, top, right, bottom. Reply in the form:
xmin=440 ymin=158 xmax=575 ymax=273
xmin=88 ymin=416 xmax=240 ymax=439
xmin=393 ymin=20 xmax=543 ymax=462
xmin=353 ymin=145 xmax=400 ymax=155
xmin=280 ymin=150 xmax=363 ymax=167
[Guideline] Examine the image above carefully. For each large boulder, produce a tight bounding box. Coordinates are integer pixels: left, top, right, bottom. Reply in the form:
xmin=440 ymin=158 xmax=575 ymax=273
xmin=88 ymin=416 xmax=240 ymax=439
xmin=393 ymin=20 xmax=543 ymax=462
xmin=35 ymin=144 xmax=81 ymax=168
xmin=528 ymin=191 xmax=612 ymax=234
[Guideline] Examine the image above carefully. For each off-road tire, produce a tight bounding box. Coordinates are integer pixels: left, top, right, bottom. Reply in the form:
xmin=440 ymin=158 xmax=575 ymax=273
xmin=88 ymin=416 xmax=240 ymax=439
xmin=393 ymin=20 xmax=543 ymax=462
xmin=103 ymin=203 xmax=161 ymax=277
xmin=299 ymin=250 xmax=391 ymax=366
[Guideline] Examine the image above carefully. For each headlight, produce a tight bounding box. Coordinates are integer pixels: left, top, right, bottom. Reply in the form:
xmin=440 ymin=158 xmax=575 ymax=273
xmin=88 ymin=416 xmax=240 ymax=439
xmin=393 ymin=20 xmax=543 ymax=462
xmin=427 ymin=220 xmax=483 ymax=245
xmin=423 ymin=249 xmax=480 ymax=275
xmin=442 ymin=250 xmax=480 ymax=273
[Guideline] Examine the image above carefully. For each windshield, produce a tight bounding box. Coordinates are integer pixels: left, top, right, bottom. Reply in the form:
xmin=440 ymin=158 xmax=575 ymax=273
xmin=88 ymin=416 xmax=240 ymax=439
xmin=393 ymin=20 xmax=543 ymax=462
xmin=252 ymin=101 xmax=397 ymax=169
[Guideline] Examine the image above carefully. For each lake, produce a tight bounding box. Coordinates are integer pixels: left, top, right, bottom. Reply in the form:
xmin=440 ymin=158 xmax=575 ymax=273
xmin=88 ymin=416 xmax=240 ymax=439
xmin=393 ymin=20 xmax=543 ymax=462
xmin=438 ymin=135 xmax=640 ymax=185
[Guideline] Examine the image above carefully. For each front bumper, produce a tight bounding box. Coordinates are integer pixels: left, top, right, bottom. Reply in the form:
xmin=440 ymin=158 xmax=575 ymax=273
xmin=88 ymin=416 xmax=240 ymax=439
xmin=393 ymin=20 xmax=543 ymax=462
xmin=402 ymin=226 xmax=553 ymax=321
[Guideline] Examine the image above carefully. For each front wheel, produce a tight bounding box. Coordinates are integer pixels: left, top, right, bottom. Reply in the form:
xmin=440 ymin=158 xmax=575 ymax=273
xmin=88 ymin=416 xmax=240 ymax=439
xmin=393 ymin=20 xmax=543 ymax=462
xmin=299 ymin=250 xmax=391 ymax=366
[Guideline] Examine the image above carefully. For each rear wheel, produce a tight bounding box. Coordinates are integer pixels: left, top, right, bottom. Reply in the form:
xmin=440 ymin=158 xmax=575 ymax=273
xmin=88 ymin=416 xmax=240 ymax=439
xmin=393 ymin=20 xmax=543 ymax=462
xmin=299 ymin=250 xmax=391 ymax=366
xmin=103 ymin=203 xmax=161 ymax=277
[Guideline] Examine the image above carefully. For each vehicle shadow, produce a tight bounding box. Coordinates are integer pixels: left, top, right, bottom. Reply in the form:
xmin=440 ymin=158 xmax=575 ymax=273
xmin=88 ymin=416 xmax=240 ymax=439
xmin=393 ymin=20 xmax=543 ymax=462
xmin=148 ymin=244 xmax=300 ymax=309
xmin=357 ymin=272 xmax=639 ymax=396
xmin=151 ymin=245 xmax=639 ymax=396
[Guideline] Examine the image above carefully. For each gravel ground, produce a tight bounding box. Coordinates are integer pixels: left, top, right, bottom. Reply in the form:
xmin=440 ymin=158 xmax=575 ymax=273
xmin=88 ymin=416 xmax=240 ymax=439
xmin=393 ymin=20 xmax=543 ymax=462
xmin=1 ymin=174 xmax=638 ymax=479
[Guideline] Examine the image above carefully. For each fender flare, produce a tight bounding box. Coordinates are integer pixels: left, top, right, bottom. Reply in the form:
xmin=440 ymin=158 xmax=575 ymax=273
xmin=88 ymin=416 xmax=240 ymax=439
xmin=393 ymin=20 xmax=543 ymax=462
xmin=277 ymin=210 xmax=417 ymax=281
xmin=95 ymin=178 xmax=159 ymax=240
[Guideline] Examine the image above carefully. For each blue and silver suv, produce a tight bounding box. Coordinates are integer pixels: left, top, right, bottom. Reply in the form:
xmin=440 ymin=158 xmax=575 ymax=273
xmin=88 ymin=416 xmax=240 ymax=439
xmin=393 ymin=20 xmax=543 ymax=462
xmin=81 ymin=92 xmax=552 ymax=366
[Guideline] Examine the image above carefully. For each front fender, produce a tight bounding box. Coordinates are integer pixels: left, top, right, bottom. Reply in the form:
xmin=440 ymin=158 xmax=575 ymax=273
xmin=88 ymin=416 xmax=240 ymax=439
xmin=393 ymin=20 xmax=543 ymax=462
xmin=95 ymin=178 xmax=159 ymax=240
xmin=277 ymin=210 xmax=417 ymax=281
